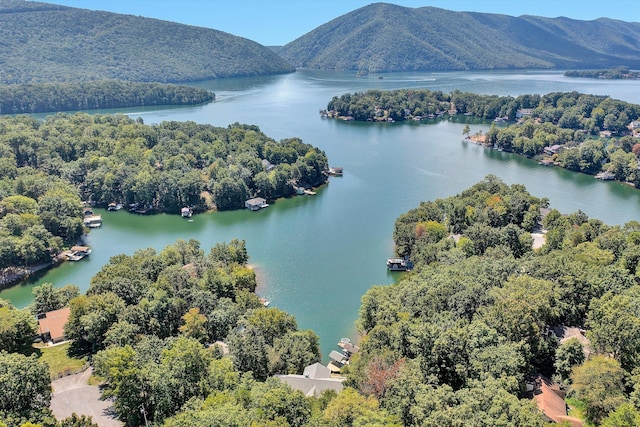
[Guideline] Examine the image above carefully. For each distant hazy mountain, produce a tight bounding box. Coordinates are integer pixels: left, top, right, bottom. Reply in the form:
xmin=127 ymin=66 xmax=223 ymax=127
xmin=0 ymin=1 xmax=294 ymax=84
xmin=278 ymin=3 xmax=640 ymax=72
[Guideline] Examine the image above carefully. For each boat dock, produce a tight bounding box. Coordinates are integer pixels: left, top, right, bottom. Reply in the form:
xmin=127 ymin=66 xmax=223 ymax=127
xmin=63 ymin=246 xmax=91 ymax=261
xmin=327 ymin=337 xmax=360 ymax=373
xmin=83 ymin=215 xmax=102 ymax=228
xmin=386 ymin=257 xmax=412 ymax=271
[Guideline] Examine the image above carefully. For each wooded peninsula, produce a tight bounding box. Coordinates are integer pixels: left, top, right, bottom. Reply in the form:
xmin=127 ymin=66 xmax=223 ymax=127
xmin=0 ymin=114 xmax=328 ymax=270
xmin=565 ymin=67 xmax=640 ymax=80
xmin=325 ymin=90 xmax=640 ymax=186
xmin=0 ymin=81 xmax=215 ymax=115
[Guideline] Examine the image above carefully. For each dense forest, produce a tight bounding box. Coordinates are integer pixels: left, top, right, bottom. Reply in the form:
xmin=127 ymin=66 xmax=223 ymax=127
xmin=279 ymin=3 xmax=640 ymax=72
xmin=0 ymin=81 xmax=215 ymax=114
xmin=565 ymin=67 xmax=640 ymax=80
xmin=327 ymin=89 xmax=640 ymax=185
xmin=0 ymin=239 xmax=325 ymax=426
xmin=0 ymin=1 xmax=294 ymax=85
xmin=346 ymin=176 xmax=640 ymax=426
xmin=0 ymin=113 xmax=328 ymax=267
xmin=5 ymin=178 xmax=640 ymax=426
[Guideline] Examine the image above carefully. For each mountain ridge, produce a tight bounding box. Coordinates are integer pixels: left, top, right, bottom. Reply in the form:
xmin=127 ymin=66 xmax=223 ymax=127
xmin=278 ymin=3 xmax=640 ymax=72
xmin=0 ymin=0 xmax=295 ymax=84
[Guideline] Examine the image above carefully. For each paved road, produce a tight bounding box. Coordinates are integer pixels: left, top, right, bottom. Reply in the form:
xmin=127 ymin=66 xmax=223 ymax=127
xmin=50 ymin=367 xmax=123 ymax=427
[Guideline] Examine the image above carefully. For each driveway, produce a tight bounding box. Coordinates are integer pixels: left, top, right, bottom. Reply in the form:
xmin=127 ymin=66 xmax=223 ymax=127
xmin=531 ymin=231 xmax=547 ymax=249
xmin=50 ymin=367 xmax=123 ymax=427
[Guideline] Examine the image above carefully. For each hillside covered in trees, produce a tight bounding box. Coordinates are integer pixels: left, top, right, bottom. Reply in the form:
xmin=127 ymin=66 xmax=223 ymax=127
xmin=0 ymin=1 xmax=294 ymax=85
xmin=279 ymin=3 xmax=640 ymax=73
xmin=326 ymin=89 xmax=640 ymax=186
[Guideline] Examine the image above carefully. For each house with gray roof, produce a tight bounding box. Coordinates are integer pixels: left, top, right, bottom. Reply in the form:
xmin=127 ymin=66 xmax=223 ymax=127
xmin=276 ymin=362 xmax=345 ymax=397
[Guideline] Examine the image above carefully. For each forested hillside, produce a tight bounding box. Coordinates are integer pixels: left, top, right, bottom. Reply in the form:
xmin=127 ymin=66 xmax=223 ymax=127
xmin=0 ymin=1 xmax=294 ymax=84
xmin=279 ymin=3 xmax=640 ymax=72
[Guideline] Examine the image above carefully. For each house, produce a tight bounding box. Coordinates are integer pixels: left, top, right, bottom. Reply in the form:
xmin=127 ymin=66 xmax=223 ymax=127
xmin=245 ymin=197 xmax=269 ymax=211
xmin=276 ymin=362 xmax=346 ymax=397
xmin=543 ymin=144 xmax=565 ymax=155
xmin=551 ymin=326 xmax=592 ymax=358
xmin=261 ymin=159 xmax=275 ymax=172
xmin=37 ymin=307 xmax=71 ymax=343
xmin=528 ymin=375 xmax=582 ymax=427
xmin=516 ymin=108 xmax=534 ymax=118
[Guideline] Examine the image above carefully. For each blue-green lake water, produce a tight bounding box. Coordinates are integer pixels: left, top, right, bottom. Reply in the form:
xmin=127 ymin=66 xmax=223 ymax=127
xmin=3 ymin=70 xmax=640 ymax=360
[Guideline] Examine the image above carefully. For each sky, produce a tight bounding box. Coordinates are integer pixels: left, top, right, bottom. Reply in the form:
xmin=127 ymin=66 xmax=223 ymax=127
xmin=42 ymin=0 xmax=640 ymax=46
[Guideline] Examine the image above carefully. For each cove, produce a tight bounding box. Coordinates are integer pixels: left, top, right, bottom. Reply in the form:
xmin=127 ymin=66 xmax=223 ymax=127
xmin=3 ymin=70 xmax=640 ymax=361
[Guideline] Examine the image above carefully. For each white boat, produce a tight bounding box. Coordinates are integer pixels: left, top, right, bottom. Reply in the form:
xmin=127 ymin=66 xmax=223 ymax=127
xmin=181 ymin=207 xmax=192 ymax=218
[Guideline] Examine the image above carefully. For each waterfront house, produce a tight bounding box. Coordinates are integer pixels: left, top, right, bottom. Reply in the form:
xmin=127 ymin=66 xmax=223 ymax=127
xmin=245 ymin=197 xmax=269 ymax=211
xmin=276 ymin=362 xmax=345 ymax=397
xmin=543 ymin=144 xmax=564 ymax=155
xmin=37 ymin=307 xmax=71 ymax=343
xmin=516 ymin=108 xmax=533 ymax=118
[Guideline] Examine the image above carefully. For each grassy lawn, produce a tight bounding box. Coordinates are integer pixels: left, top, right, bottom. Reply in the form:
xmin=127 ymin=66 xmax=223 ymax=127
xmin=35 ymin=342 xmax=88 ymax=378
xmin=566 ymin=397 xmax=595 ymax=427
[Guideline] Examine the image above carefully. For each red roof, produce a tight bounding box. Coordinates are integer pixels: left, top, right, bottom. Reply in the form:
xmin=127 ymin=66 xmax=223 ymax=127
xmin=532 ymin=375 xmax=582 ymax=427
xmin=38 ymin=307 xmax=71 ymax=342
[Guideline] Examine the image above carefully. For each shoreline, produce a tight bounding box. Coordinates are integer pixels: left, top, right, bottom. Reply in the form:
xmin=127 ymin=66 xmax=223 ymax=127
xmin=0 ymin=262 xmax=57 ymax=292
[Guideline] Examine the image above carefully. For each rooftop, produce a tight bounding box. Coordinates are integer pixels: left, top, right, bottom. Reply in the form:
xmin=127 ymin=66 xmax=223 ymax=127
xmin=38 ymin=306 xmax=71 ymax=343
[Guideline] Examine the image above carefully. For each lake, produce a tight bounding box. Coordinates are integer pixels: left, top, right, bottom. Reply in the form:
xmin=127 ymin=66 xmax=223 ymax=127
xmin=3 ymin=69 xmax=640 ymax=361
